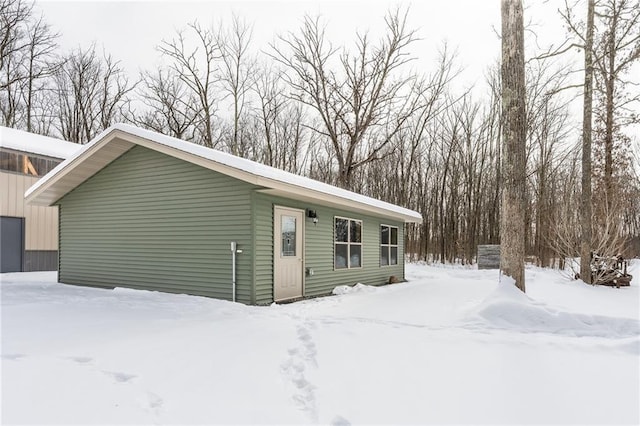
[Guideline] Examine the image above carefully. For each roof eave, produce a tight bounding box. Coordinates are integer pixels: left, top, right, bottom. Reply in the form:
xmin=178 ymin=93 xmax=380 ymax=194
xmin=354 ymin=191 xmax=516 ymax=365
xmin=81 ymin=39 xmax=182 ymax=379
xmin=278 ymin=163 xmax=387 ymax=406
xmin=102 ymin=130 xmax=423 ymax=223
xmin=25 ymin=129 xmax=132 ymax=206
xmin=25 ymin=127 xmax=423 ymax=223
xmin=255 ymin=187 xmax=422 ymax=223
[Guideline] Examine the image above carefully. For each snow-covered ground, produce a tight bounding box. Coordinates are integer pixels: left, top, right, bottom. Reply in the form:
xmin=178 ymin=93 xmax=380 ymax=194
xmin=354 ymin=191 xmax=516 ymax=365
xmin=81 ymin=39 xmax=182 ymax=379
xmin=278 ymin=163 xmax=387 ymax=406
xmin=2 ymin=262 xmax=638 ymax=425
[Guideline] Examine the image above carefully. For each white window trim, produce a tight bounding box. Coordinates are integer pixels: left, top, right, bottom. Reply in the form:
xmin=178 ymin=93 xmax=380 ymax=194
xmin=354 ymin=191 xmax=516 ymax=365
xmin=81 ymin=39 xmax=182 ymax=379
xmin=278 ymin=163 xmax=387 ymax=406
xmin=380 ymin=224 xmax=399 ymax=267
xmin=334 ymin=216 xmax=363 ymax=270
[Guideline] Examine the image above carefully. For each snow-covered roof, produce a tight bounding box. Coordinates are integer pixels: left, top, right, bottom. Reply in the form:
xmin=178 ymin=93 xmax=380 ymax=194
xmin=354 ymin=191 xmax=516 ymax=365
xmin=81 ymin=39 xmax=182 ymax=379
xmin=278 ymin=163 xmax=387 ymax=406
xmin=0 ymin=126 xmax=80 ymax=159
xmin=25 ymin=123 xmax=422 ymax=223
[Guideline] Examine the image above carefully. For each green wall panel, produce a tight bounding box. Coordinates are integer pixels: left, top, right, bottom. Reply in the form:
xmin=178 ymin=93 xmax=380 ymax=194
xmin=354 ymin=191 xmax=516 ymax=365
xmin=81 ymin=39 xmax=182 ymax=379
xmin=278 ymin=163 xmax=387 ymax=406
xmin=252 ymin=192 xmax=405 ymax=305
xmin=58 ymin=144 xmax=408 ymax=305
xmin=58 ymin=146 xmax=256 ymax=303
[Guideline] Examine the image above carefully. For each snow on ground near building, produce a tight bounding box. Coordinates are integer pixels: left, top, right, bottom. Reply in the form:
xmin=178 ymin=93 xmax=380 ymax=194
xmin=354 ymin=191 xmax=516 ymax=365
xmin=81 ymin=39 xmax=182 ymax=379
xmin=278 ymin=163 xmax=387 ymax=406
xmin=1 ymin=263 xmax=638 ymax=425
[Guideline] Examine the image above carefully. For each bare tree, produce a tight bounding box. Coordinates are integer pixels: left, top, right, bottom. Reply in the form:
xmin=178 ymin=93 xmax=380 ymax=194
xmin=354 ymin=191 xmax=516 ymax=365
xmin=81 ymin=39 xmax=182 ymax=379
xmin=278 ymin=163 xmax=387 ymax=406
xmin=520 ymin=57 xmax=574 ymax=267
xmin=581 ymin=0 xmax=595 ymax=283
xmin=270 ymin=8 xmax=423 ymax=189
xmin=0 ymin=0 xmax=31 ymax=84
xmin=500 ymin=0 xmax=527 ymax=291
xmin=53 ymin=46 xmax=135 ymax=143
xmin=253 ymin=66 xmax=308 ymax=173
xmin=395 ymin=46 xmax=458 ymax=205
xmin=1 ymin=0 xmax=31 ymax=126
xmin=0 ymin=0 xmax=63 ymax=135
xmin=548 ymin=150 xmax=584 ymax=278
xmin=136 ymin=68 xmax=199 ymax=140
xmin=158 ymin=22 xmax=221 ymax=148
xmin=559 ymin=0 xmax=639 ymax=279
xmin=21 ymin=14 xmax=58 ymax=132
xmin=217 ymin=14 xmax=256 ymax=156
xmin=592 ymin=0 xmax=640 ymax=210
xmin=253 ymin=66 xmax=285 ymax=167
xmin=550 ymin=159 xmax=628 ymax=284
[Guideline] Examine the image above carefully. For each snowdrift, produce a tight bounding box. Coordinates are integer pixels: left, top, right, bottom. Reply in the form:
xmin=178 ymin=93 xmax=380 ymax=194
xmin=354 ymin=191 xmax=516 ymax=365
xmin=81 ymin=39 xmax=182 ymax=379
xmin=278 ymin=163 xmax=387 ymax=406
xmin=463 ymin=276 xmax=640 ymax=342
xmin=331 ymin=283 xmax=377 ymax=295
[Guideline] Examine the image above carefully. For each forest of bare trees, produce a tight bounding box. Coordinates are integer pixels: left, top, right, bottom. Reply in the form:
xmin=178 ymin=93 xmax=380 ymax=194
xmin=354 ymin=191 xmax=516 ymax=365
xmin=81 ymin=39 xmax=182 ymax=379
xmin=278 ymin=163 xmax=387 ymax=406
xmin=2 ymin=0 xmax=639 ymax=268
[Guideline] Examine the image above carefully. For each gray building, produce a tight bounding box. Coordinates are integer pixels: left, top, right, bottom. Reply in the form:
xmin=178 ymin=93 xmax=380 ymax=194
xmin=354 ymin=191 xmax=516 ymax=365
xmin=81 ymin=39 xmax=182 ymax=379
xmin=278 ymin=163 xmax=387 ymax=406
xmin=26 ymin=124 xmax=422 ymax=304
xmin=1 ymin=127 xmax=80 ymax=272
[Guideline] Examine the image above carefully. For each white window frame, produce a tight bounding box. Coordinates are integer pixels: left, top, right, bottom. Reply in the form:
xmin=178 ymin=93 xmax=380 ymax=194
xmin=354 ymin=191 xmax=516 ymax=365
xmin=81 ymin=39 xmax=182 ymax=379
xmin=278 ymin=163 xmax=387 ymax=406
xmin=380 ymin=224 xmax=399 ymax=266
xmin=334 ymin=216 xmax=363 ymax=270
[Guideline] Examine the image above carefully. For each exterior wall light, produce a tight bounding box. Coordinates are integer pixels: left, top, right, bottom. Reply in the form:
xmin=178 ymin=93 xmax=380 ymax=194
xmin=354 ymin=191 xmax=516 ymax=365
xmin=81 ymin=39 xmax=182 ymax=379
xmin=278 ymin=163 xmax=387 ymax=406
xmin=307 ymin=209 xmax=318 ymax=224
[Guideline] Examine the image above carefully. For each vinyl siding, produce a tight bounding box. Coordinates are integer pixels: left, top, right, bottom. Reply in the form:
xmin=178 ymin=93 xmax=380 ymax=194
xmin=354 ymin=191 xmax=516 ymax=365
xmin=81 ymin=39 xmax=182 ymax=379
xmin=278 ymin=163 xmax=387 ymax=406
xmin=253 ymin=192 xmax=405 ymax=305
xmin=58 ymin=146 xmax=256 ymax=303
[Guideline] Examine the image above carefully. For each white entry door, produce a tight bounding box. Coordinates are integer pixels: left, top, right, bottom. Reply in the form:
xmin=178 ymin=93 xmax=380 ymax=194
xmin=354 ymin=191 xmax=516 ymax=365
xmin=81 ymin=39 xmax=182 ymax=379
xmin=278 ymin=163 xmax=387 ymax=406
xmin=274 ymin=206 xmax=304 ymax=301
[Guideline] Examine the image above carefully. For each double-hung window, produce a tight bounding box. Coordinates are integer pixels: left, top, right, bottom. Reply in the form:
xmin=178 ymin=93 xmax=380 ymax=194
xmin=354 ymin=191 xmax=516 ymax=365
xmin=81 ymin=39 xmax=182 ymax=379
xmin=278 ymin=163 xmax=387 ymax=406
xmin=380 ymin=225 xmax=398 ymax=266
xmin=334 ymin=217 xmax=362 ymax=269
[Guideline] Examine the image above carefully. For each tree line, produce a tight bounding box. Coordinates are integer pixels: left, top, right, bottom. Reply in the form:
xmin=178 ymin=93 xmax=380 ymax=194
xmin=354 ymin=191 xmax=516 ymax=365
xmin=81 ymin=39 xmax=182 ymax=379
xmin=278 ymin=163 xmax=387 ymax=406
xmin=2 ymin=0 xmax=639 ymax=265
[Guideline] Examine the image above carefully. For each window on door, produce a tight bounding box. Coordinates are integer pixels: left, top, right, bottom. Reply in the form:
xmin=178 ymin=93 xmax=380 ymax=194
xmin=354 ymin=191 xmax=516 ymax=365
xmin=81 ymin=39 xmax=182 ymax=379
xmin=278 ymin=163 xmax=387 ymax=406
xmin=334 ymin=217 xmax=362 ymax=269
xmin=281 ymin=215 xmax=297 ymax=256
xmin=380 ymin=225 xmax=398 ymax=266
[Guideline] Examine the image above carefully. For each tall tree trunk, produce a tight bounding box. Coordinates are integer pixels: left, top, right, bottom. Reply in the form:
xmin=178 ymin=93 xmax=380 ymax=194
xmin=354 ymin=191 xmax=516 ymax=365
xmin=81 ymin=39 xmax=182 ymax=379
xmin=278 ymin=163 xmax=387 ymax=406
xmin=500 ymin=0 xmax=526 ymax=291
xmin=580 ymin=0 xmax=595 ymax=284
xmin=604 ymin=8 xmax=616 ymax=212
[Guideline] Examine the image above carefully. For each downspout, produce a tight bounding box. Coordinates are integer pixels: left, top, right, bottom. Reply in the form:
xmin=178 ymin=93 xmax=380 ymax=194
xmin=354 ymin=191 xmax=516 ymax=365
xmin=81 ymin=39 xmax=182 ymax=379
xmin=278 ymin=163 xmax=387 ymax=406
xmin=230 ymin=242 xmax=242 ymax=302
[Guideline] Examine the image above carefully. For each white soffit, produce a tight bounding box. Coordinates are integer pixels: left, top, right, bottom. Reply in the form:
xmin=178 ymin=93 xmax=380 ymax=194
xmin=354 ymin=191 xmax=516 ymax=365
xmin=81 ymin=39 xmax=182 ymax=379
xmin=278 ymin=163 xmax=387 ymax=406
xmin=25 ymin=133 xmax=134 ymax=205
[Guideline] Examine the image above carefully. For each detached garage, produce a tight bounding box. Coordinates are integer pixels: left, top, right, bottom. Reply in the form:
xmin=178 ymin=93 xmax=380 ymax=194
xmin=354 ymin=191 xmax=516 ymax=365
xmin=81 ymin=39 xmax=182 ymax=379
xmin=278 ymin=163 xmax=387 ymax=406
xmin=26 ymin=124 xmax=422 ymax=304
xmin=1 ymin=126 xmax=80 ymax=272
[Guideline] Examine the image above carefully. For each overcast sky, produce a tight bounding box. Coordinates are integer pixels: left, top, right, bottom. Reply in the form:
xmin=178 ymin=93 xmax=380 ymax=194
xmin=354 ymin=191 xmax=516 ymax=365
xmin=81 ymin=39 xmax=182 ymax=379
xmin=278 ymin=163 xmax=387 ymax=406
xmin=26 ymin=1 xmax=639 ymax=168
xmin=33 ymin=1 xmax=572 ymax=93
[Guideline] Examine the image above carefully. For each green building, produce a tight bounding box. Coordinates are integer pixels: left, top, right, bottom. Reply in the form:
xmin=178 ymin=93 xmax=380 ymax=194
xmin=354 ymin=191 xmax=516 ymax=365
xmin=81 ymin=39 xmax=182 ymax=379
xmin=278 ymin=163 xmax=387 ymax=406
xmin=26 ymin=124 xmax=422 ymax=304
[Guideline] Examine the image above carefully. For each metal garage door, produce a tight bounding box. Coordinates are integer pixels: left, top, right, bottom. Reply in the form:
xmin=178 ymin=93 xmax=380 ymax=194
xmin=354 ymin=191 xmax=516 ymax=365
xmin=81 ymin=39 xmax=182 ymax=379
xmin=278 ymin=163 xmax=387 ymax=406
xmin=1 ymin=216 xmax=24 ymax=273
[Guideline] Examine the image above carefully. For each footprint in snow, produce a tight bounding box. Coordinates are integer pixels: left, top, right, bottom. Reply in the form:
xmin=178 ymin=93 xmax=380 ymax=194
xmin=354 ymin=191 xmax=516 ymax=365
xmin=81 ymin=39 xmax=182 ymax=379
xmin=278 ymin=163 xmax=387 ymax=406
xmin=1 ymin=353 xmax=26 ymax=360
xmin=69 ymin=356 xmax=93 ymax=364
xmin=138 ymin=392 xmax=164 ymax=414
xmin=103 ymin=371 xmax=137 ymax=383
xmin=147 ymin=393 xmax=164 ymax=409
xmin=331 ymin=415 xmax=352 ymax=426
xmin=297 ymin=325 xmax=318 ymax=365
xmin=281 ymin=323 xmax=319 ymax=422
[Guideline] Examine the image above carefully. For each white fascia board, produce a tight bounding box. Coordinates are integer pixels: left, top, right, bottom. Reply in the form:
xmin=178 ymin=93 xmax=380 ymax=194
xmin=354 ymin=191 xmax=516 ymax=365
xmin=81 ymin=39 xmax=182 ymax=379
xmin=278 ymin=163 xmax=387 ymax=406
xmin=25 ymin=129 xmax=132 ymax=205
